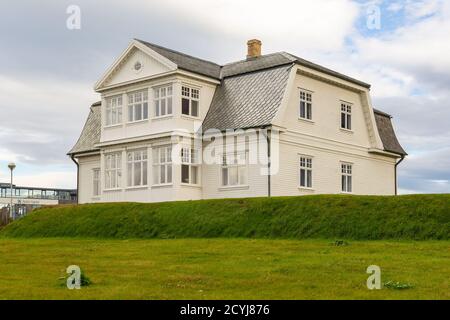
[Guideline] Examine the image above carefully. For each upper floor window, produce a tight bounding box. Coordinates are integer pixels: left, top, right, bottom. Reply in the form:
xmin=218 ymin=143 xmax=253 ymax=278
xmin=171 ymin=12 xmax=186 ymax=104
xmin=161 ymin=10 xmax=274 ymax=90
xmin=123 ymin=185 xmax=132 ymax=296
xmin=299 ymin=156 xmax=312 ymax=188
xmin=221 ymin=152 xmax=247 ymax=187
xmin=153 ymin=146 xmax=172 ymax=185
xmin=154 ymin=85 xmax=173 ymax=117
xmin=105 ymin=153 xmax=122 ymax=189
xmin=105 ymin=95 xmax=123 ymax=126
xmin=341 ymin=163 xmax=353 ymax=193
xmin=341 ymin=103 xmax=352 ymax=130
xmin=127 ymin=149 xmax=148 ymax=187
xmin=299 ymin=90 xmax=312 ymax=120
xmin=128 ymin=90 xmax=148 ymax=122
xmin=181 ymin=147 xmax=199 ymax=185
xmin=93 ymin=168 xmax=100 ymax=196
xmin=181 ymin=86 xmax=199 ymax=117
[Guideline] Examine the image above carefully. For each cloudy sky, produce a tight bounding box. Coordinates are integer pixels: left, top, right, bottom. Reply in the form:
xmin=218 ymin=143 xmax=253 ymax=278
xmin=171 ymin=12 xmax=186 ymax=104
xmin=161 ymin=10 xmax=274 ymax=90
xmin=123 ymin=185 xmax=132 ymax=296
xmin=0 ymin=0 xmax=449 ymax=194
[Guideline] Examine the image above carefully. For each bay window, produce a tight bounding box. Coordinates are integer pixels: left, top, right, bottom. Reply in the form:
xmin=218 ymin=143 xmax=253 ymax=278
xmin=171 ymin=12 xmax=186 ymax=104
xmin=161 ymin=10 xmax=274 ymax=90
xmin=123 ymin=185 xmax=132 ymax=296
xmin=153 ymin=146 xmax=172 ymax=185
xmin=105 ymin=95 xmax=123 ymax=126
xmin=105 ymin=153 xmax=122 ymax=189
xmin=181 ymin=86 xmax=199 ymax=117
xmin=154 ymin=85 xmax=173 ymax=117
xmin=181 ymin=147 xmax=199 ymax=185
xmin=128 ymin=90 xmax=148 ymax=122
xmin=127 ymin=149 xmax=148 ymax=187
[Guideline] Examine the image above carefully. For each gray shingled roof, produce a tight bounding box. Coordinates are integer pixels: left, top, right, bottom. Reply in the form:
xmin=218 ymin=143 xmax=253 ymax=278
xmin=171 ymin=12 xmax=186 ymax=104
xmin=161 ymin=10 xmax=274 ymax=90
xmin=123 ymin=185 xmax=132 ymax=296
xmin=374 ymin=109 xmax=407 ymax=156
xmin=136 ymin=39 xmax=222 ymax=80
xmin=70 ymin=41 xmax=404 ymax=157
xmin=67 ymin=102 xmax=101 ymax=155
xmin=202 ymin=65 xmax=292 ymax=132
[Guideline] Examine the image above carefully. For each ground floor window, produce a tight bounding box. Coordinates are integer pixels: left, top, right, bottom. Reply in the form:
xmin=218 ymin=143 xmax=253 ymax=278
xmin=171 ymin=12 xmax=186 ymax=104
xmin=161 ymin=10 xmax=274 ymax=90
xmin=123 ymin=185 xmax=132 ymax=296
xmin=181 ymin=147 xmax=199 ymax=185
xmin=341 ymin=163 xmax=353 ymax=193
xmin=221 ymin=152 xmax=247 ymax=186
xmin=299 ymin=156 xmax=313 ymax=188
xmin=93 ymin=168 xmax=100 ymax=196
xmin=153 ymin=146 xmax=172 ymax=185
xmin=105 ymin=153 xmax=122 ymax=189
xmin=127 ymin=149 xmax=148 ymax=187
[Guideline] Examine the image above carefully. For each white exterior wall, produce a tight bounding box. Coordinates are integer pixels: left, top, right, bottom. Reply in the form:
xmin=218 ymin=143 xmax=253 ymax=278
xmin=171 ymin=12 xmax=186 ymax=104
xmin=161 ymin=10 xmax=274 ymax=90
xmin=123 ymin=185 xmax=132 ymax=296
xmin=271 ymin=71 xmax=398 ymax=196
xmin=78 ymin=154 xmax=100 ymax=204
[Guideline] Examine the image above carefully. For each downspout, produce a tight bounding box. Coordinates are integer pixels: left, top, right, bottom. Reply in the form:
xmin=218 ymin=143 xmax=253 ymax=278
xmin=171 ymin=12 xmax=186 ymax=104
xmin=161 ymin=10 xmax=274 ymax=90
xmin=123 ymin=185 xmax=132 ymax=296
xmin=394 ymin=155 xmax=405 ymax=196
xmin=70 ymin=155 xmax=79 ymax=204
xmin=266 ymin=129 xmax=271 ymax=198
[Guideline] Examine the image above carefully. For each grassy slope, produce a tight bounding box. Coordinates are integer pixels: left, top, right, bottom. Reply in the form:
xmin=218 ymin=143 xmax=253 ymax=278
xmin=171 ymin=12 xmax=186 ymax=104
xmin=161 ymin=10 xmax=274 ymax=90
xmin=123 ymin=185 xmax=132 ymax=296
xmin=0 ymin=238 xmax=448 ymax=300
xmin=1 ymin=194 xmax=449 ymax=240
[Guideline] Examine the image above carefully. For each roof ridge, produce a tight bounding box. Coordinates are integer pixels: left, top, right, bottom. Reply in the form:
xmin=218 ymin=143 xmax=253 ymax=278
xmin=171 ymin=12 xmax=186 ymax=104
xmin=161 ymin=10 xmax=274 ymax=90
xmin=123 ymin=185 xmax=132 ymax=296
xmin=221 ymin=52 xmax=287 ymax=67
xmin=135 ymin=38 xmax=222 ymax=67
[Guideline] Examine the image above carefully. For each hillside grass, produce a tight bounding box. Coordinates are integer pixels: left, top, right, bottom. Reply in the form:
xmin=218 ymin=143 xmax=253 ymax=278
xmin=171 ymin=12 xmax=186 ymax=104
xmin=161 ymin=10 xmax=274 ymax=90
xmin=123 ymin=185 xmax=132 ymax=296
xmin=0 ymin=238 xmax=448 ymax=300
xmin=1 ymin=195 xmax=449 ymax=240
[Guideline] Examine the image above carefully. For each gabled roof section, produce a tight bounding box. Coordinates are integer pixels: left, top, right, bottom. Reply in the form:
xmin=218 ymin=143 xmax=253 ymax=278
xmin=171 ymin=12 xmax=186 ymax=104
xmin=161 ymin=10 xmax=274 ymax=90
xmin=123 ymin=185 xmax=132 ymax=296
xmin=68 ymin=102 xmax=101 ymax=155
xmin=373 ymin=109 xmax=407 ymax=156
xmin=202 ymin=65 xmax=292 ymax=132
xmin=135 ymin=39 xmax=222 ymax=80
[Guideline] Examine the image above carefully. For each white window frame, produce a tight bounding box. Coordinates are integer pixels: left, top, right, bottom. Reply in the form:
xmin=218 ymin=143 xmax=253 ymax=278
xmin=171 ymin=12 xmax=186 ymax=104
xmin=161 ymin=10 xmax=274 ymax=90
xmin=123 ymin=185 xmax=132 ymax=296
xmin=153 ymin=85 xmax=173 ymax=117
xmin=105 ymin=153 xmax=122 ymax=189
xmin=105 ymin=95 xmax=123 ymax=126
xmin=221 ymin=152 xmax=248 ymax=187
xmin=152 ymin=146 xmax=172 ymax=185
xmin=341 ymin=163 xmax=353 ymax=193
xmin=181 ymin=86 xmax=200 ymax=117
xmin=299 ymin=156 xmax=313 ymax=189
xmin=127 ymin=90 xmax=148 ymax=122
xmin=93 ymin=168 xmax=100 ymax=196
xmin=299 ymin=89 xmax=312 ymax=121
xmin=340 ymin=102 xmax=352 ymax=130
xmin=127 ymin=149 xmax=148 ymax=187
xmin=181 ymin=147 xmax=200 ymax=185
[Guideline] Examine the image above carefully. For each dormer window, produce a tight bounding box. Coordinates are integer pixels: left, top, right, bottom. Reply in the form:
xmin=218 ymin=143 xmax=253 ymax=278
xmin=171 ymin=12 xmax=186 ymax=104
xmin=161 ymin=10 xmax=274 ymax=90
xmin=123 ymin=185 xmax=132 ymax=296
xmin=181 ymin=86 xmax=199 ymax=117
xmin=105 ymin=95 xmax=123 ymax=126
xmin=128 ymin=90 xmax=148 ymax=122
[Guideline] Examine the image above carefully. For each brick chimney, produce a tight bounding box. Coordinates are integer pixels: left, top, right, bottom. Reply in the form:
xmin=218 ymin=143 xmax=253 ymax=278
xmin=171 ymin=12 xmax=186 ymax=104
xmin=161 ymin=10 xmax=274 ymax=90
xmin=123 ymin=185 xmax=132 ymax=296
xmin=247 ymin=39 xmax=262 ymax=59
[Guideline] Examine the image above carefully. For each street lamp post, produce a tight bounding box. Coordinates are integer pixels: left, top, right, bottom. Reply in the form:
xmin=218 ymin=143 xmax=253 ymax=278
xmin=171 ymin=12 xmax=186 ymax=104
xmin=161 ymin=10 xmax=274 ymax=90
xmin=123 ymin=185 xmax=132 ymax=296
xmin=8 ymin=163 xmax=16 ymax=219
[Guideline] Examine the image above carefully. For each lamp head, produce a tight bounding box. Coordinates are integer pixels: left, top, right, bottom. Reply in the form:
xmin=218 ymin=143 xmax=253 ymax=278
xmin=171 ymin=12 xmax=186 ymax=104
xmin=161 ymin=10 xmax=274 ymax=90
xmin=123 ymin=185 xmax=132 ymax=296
xmin=8 ymin=163 xmax=16 ymax=171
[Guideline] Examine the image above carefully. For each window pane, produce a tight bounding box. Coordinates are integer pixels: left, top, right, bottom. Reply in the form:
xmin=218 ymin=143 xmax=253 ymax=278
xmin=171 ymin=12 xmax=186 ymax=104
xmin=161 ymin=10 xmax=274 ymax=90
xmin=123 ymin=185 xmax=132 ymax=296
xmin=135 ymin=104 xmax=142 ymax=121
xmin=127 ymin=163 xmax=132 ymax=186
xmin=342 ymin=175 xmax=346 ymax=192
xmin=181 ymin=164 xmax=189 ymax=183
xmin=143 ymin=103 xmax=148 ymax=119
xmin=222 ymin=168 xmax=228 ymax=186
xmin=134 ymin=162 xmax=141 ymax=186
xmin=155 ymin=100 xmax=160 ymax=117
xmin=167 ymin=165 xmax=172 ymax=183
xmin=182 ymin=98 xmax=190 ymax=115
xmin=300 ymin=169 xmax=305 ymax=187
xmin=229 ymin=167 xmax=238 ymax=186
xmin=347 ymin=114 xmax=351 ymax=130
xmin=341 ymin=113 xmax=346 ymax=128
xmin=300 ymin=101 xmax=305 ymax=118
xmin=143 ymin=162 xmax=147 ymax=185
xmin=161 ymin=99 xmax=166 ymax=115
xmin=306 ymin=103 xmax=312 ymax=120
xmin=168 ymin=97 xmax=172 ymax=114
xmin=191 ymin=100 xmax=199 ymax=117
xmin=160 ymin=165 xmax=166 ymax=184
xmin=307 ymin=170 xmax=312 ymax=188
xmin=348 ymin=176 xmax=352 ymax=192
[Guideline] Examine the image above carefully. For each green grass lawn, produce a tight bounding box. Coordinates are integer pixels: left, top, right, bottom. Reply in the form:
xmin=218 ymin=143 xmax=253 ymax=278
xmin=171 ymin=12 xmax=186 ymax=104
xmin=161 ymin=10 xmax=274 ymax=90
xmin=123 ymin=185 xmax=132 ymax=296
xmin=0 ymin=238 xmax=448 ymax=300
